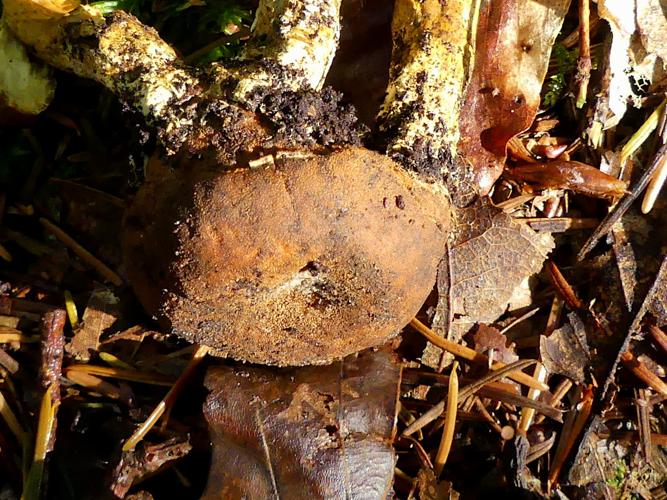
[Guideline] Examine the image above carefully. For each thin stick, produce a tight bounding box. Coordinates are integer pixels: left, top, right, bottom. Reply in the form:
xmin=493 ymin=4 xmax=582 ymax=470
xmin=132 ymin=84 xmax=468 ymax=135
xmin=548 ymin=385 xmax=594 ymax=490
xmin=579 ymin=141 xmax=667 ymax=260
xmin=548 ymin=261 xmax=583 ymax=310
xmin=410 ymin=318 xmax=548 ymax=391
xmin=434 ymin=362 xmax=458 ymax=476
xmin=535 ymin=378 xmax=572 ymax=425
xmin=620 ymin=350 xmax=667 ymax=396
xmin=499 ymin=307 xmax=540 ymax=335
xmin=636 ymin=389 xmax=652 ymax=465
xmin=648 ymin=325 xmax=667 ymax=356
xmin=575 ymin=0 xmax=591 ymax=108
xmin=122 ymin=345 xmax=208 ymax=451
xmin=517 ymin=363 xmax=548 ymax=434
xmin=403 ymin=359 xmax=540 ymax=437
xmin=40 ymin=218 xmax=123 ymax=286
xmin=473 ymin=396 xmax=503 ymax=434
xmin=0 ymin=390 xmax=25 ymax=443
xmin=642 ymin=152 xmax=667 ymax=213
xmin=65 ymin=364 xmax=174 ymax=386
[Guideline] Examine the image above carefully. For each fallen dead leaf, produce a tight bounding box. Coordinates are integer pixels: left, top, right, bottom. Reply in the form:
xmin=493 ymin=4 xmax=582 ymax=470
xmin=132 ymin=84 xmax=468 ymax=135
xmin=202 ymin=347 xmax=401 ymax=499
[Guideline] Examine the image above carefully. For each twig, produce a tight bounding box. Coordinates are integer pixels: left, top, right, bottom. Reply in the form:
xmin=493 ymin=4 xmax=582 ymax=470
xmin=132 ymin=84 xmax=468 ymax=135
xmin=548 ymin=261 xmax=584 ymax=310
xmin=403 ymin=359 xmax=540 ymax=436
xmin=396 ymin=435 xmax=434 ymax=469
xmin=499 ymin=307 xmax=540 ymax=335
xmin=122 ymin=345 xmax=208 ymax=451
xmin=648 ymin=325 xmax=667 ymax=356
xmin=636 ymin=389 xmax=652 ymax=465
xmin=39 ymin=218 xmax=123 ymax=286
xmin=620 ymin=350 xmax=667 ymax=396
xmin=517 ymin=363 xmax=549 ymax=434
xmin=579 ymin=142 xmax=667 ymax=260
xmin=0 ymin=390 xmax=25 ymax=443
xmin=474 ymin=385 xmax=562 ymax=422
xmin=410 ymin=319 xmax=548 ymax=391
xmin=575 ymin=0 xmax=591 ymax=108
xmin=642 ymin=152 xmax=667 ymax=213
xmin=548 ymin=385 xmax=594 ymax=490
xmin=473 ymin=397 xmax=503 ymax=434
xmin=434 ymin=362 xmax=458 ymax=476
xmin=535 ymin=378 xmax=572 ymax=425
xmin=65 ymin=364 xmax=174 ymax=386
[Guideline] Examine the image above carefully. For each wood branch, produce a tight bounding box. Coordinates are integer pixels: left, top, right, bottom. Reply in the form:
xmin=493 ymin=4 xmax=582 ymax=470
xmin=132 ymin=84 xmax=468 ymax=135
xmin=378 ymin=0 xmax=477 ymax=180
xmin=227 ymin=0 xmax=343 ymax=103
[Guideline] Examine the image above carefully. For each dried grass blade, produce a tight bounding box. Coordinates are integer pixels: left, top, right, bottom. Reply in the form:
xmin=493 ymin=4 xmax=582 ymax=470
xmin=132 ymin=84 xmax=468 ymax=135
xmin=410 ymin=319 xmax=548 ymax=391
xmin=434 ymin=362 xmax=458 ymax=476
xmin=122 ymin=345 xmax=208 ymax=451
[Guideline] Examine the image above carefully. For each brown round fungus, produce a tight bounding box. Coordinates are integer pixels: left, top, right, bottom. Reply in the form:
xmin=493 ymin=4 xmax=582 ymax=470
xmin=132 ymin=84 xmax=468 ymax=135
xmin=123 ymin=148 xmax=449 ymax=365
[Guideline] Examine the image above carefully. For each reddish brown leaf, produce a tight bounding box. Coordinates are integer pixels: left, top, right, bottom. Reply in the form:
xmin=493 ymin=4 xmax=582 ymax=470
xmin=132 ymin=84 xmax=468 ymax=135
xmin=472 ymin=324 xmax=518 ymax=364
xmin=507 ymin=161 xmax=628 ymax=199
xmin=456 ymin=0 xmax=570 ymax=195
xmin=110 ymin=437 xmax=192 ymax=498
xmin=202 ymin=347 xmax=401 ymax=499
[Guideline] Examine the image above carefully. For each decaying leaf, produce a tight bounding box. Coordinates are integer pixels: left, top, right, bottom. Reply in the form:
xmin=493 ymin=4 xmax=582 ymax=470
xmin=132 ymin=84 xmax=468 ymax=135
xmin=202 ymin=347 xmax=401 ymax=499
xmin=412 ymin=468 xmax=460 ymax=500
xmin=110 ymin=437 xmax=192 ymax=499
xmin=597 ymin=0 xmax=667 ymax=128
xmin=426 ymin=198 xmax=553 ymax=368
xmin=472 ymin=324 xmax=518 ymax=364
xmin=68 ymin=286 xmax=120 ymax=361
xmin=456 ymin=0 xmax=570 ymax=196
xmin=540 ymin=312 xmax=590 ymax=384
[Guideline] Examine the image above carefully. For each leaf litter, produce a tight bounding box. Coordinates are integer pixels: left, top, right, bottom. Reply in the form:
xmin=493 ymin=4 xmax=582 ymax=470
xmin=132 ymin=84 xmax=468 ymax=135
xmin=0 ymin=0 xmax=666 ymax=498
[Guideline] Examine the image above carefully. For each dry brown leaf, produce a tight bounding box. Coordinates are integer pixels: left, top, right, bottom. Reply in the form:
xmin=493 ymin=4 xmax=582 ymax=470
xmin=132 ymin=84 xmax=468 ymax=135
xmin=67 ymin=287 xmax=120 ymax=361
xmin=202 ymin=347 xmax=401 ymax=499
xmin=472 ymin=324 xmax=518 ymax=364
xmin=455 ymin=0 xmax=570 ymax=196
xmin=540 ymin=312 xmax=591 ymax=384
xmin=426 ymin=198 xmax=553 ymax=367
xmin=110 ymin=437 xmax=192 ymax=498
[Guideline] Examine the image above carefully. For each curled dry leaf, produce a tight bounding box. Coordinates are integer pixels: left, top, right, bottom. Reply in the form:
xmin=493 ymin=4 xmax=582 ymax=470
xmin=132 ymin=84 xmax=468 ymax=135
xmin=507 ymin=161 xmax=628 ymax=199
xmin=472 ymin=324 xmax=518 ymax=364
xmin=456 ymin=0 xmax=570 ymax=196
xmin=202 ymin=347 xmax=401 ymax=499
xmin=110 ymin=437 xmax=192 ymax=498
xmin=68 ymin=287 xmax=120 ymax=361
xmin=540 ymin=312 xmax=591 ymax=384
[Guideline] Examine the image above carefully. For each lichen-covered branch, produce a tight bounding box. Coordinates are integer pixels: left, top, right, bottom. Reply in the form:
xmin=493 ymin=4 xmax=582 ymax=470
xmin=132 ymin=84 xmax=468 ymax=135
xmin=3 ymin=3 xmax=210 ymax=153
xmin=225 ymin=0 xmax=342 ymax=105
xmin=0 ymin=20 xmax=55 ymax=123
xmin=378 ymin=0 xmax=477 ymax=181
xmin=4 ymin=0 xmax=351 ymax=157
